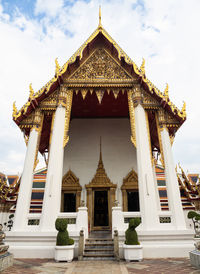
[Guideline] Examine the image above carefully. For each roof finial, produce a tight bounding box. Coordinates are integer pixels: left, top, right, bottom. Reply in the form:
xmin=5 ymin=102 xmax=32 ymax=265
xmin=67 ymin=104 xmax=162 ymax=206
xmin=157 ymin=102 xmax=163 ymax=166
xmin=100 ymin=136 xmax=102 ymax=161
xmin=98 ymin=5 xmax=102 ymax=28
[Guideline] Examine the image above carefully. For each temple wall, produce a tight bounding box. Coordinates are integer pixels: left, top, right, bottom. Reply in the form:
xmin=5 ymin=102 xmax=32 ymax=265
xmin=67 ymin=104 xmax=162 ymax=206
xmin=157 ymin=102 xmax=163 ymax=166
xmin=63 ymin=118 xmax=137 ymax=203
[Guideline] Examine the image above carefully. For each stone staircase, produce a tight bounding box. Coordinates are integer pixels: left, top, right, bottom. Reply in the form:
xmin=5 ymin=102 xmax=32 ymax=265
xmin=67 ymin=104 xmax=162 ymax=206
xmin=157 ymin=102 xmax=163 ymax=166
xmin=83 ymin=231 xmax=115 ymax=260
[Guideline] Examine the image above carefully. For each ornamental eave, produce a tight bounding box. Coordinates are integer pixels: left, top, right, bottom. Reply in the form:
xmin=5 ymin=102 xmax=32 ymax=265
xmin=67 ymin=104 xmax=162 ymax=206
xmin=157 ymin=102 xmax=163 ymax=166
xmin=12 ymin=23 xmax=186 ymax=127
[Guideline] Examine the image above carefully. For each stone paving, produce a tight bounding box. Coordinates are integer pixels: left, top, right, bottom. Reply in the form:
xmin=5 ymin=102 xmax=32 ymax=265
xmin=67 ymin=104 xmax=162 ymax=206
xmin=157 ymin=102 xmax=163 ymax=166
xmin=1 ymin=258 xmax=200 ymax=274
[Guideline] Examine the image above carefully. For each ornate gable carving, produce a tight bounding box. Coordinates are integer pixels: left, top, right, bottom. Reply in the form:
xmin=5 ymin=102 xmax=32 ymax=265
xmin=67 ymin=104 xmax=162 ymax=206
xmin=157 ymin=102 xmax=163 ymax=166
xmin=121 ymin=169 xmax=138 ymax=190
xmin=70 ymin=48 xmax=131 ymax=80
xmin=62 ymin=169 xmax=82 ymax=191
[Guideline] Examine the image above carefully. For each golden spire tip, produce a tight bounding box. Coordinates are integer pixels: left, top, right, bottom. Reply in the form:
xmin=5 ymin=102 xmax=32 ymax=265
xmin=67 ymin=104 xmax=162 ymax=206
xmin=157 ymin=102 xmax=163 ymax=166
xmin=98 ymin=5 xmax=102 ymax=28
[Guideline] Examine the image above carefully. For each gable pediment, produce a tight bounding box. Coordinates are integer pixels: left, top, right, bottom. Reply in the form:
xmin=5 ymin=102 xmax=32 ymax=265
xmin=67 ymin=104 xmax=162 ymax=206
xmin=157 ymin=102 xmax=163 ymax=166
xmin=62 ymin=170 xmax=82 ymax=191
xmin=121 ymin=169 xmax=138 ymax=190
xmin=69 ymin=48 xmax=131 ymax=81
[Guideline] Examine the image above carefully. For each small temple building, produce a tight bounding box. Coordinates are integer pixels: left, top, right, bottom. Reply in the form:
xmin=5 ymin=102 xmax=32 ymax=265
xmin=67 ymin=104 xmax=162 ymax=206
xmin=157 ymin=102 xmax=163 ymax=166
xmin=6 ymin=10 xmax=196 ymax=258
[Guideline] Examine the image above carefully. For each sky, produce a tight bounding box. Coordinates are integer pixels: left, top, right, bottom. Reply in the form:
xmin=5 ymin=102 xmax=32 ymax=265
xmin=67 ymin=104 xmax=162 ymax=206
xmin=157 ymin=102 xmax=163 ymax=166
xmin=0 ymin=0 xmax=200 ymax=175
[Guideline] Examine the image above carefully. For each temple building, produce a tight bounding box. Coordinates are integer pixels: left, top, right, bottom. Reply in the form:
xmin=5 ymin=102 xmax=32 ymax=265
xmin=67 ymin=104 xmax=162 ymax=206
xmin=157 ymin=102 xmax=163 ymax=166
xmin=6 ymin=11 xmax=195 ymax=258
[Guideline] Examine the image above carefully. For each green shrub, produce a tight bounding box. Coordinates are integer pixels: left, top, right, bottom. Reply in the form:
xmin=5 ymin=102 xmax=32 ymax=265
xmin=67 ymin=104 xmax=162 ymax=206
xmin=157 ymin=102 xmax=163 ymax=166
xmin=188 ymin=211 xmax=199 ymax=219
xmin=187 ymin=211 xmax=200 ymax=237
xmin=125 ymin=218 xmax=141 ymax=245
xmin=55 ymin=218 xmax=74 ymax=246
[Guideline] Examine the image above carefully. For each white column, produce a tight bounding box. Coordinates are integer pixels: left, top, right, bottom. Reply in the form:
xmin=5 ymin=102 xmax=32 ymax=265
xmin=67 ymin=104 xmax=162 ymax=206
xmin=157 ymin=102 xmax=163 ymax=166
xmin=134 ymin=101 xmax=160 ymax=230
xmin=160 ymin=127 xmax=186 ymax=229
xmin=12 ymin=128 xmax=39 ymax=231
xmin=40 ymin=104 xmax=66 ymax=231
xmin=152 ymin=162 xmax=161 ymax=211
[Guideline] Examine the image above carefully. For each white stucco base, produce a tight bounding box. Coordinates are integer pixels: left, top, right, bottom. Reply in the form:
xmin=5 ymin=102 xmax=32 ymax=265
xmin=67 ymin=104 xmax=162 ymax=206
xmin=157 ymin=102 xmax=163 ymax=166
xmin=118 ymin=229 xmax=194 ymax=258
xmin=6 ymin=229 xmax=194 ymax=259
xmin=5 ymin=231 xmax=79 ymax=259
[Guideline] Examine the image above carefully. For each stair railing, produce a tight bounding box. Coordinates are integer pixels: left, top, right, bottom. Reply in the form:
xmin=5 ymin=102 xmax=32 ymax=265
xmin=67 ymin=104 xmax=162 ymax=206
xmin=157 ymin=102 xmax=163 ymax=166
xmin=114 ymin=229 xmax=120 ymax=261
xmin=78 ymin=229 xmax=84 ymax=260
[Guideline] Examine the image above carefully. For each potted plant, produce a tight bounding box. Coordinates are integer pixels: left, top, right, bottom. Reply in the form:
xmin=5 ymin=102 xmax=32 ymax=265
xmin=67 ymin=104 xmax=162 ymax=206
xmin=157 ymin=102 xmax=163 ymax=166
xmin=54 ymin=218 xmax=75 ymax=262
xmin=123 ymin=217 xmax=143 ymax=261
xmin=187 ymin=211 xmax=200 ymax=268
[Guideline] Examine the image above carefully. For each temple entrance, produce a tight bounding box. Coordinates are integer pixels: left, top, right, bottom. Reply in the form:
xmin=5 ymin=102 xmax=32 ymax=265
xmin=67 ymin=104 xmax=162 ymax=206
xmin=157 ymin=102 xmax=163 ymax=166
xmin=94 ymin=190 xmax=109 ymax=227
xmin=85 ymin=143 xmax=117 ymax=231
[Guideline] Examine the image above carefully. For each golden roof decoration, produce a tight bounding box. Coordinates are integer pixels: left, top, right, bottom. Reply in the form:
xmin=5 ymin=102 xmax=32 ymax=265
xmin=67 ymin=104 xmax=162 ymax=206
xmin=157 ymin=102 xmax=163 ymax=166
xmin=140 ymin=58 xmax=145 ymax=75
xmin=55 ymin=58 xmax=61 ymax=76
xmin=181 ymin=101 xmax=186 ymax=118
xmin=29 ymin=83 xmax=34 ymax=100
xmin=164 ymin=83 xmax=169 ymax=99
xmin=12 ymin=8 xmax=186 ymax=123
xmin=98 ymin=5 xmax=102 ymax=29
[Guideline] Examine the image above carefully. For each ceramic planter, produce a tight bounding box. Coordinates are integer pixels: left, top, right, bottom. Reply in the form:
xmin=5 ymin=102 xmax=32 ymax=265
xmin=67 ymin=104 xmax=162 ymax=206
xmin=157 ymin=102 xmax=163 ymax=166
xmin=55 ymin=244 xmax=75 ymax=262
xmin=123 ymin=244 xmax=143 ymax=261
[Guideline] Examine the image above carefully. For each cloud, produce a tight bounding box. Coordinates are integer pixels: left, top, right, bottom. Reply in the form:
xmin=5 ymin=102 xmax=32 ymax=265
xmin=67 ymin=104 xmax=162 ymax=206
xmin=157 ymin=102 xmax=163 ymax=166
xmin=35 ymin=0 xmax=64 ymax=17
xmin=0 ymin=0 xmax=200 ymax=174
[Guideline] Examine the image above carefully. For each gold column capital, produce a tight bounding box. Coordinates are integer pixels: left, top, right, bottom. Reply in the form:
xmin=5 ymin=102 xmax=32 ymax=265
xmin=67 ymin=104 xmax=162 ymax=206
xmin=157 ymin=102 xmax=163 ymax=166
xmin=132 ymin=85 xmax=143 ymax=107
xmin=30 ymin=109 xmax=43 ymax=132
xmin=58 ymin=85 xmax=68 ymax=107
xmin=157 ymin=108 xmax=167 ymax=129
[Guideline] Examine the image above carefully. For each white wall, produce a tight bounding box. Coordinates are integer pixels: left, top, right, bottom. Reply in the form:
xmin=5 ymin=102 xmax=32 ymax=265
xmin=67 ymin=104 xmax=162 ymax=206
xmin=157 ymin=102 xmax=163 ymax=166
xmin=63 ymin=118 xmax=137 ymax=205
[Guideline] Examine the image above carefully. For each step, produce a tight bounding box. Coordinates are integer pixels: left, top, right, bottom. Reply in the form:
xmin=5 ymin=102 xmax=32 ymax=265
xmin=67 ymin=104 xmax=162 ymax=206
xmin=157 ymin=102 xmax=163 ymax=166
xmin=82 ymin=256 xmax=115 ymax=261
xmin=85 ymin=239 xmax=113 ymax=244
xmin=84 ymin=249 xmax=114 ymax=254
xmin=83 ymin=253 xmax=114 ymax=257
xmin=82 ymin=231 xmax=115 ymax=261
xmin=85 ymin=247 xmax=114 ymax=251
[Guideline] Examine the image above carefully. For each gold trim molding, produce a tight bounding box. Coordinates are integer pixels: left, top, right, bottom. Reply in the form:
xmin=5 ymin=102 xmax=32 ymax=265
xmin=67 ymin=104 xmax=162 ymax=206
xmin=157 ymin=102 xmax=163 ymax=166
xmin=128 ymin=90 xmax=136 ymax=147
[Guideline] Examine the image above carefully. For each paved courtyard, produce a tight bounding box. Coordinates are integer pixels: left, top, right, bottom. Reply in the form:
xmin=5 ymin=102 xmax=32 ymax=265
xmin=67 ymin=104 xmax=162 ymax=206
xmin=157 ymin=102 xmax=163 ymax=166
xmin=2 ymin=258 xmax=200 ymax=274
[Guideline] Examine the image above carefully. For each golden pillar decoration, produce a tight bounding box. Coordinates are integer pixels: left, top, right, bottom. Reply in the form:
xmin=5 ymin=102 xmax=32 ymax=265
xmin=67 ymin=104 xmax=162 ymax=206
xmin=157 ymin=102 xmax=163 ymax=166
xmin=127 ymin=90 xmax=136 ymax=147
xmin=31 ymin=109 xmax=44 ymax=171
xmin=49 ymin=112 xmax=55 ymax=146
xmin=145 ymin=111 xmax=153 ymax=166
xmin=156 ymin=109 xmax=166 ymax=168
xmin=63 ymin=88 xmax=73 ymax=147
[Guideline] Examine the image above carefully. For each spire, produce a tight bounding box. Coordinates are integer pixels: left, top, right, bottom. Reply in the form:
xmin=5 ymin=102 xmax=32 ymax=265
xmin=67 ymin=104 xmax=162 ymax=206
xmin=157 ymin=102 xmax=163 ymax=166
xmin=98 ymin=5 xmax=102 ymax=28
xmin=99 ymin=136 xmax=103 ymax=167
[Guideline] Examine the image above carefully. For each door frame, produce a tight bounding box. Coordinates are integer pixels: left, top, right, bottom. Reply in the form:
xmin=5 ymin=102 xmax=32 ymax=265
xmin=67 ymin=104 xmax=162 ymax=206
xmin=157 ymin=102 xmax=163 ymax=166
xmin=92 ymin=188 xmax=110 ymax=230
xmin=86 ymin=186 xmax=116 ymax=231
